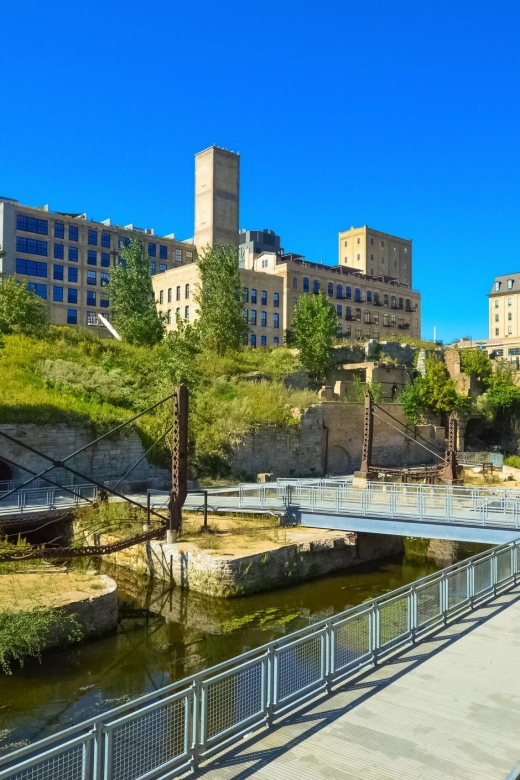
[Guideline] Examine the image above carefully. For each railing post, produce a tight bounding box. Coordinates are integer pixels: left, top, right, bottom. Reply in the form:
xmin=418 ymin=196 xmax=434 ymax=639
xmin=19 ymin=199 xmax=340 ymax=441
xmin=266 ymin=645 xmax=276 ymax=726
xmin=326 ymin=619 xmax=334 ymax=693
xmin=192 ymin=677 xmax=202 ymax=772
xmin=442 ymin=572 xmax=449 ymax=624
xmin=410 ymin=586 xmax=417 ymax=643
xmin=371 ymin=602 xmax=380 ymax=664
xmin=468 ymin=561 xmax=475 ymax=608
xmin=492 ymin=550 xmax=498 ymax=595
xmin=92 ymin=718 xmax=103 ymax=780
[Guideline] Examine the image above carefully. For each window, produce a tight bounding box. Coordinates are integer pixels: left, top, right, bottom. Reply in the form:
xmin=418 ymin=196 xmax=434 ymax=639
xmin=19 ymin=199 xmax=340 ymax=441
xmin=176 ymin=307 xmax=180 ymax=316
xmin=148 ymin=243 xmax=156 ymax=258
xmin=355 ymin=328 xmax=361 ymax=339
xmin=496 ymin=328 xmax=500 ymax=336
xmin=374 ymin=292 xmax=380 ymax=305
xmin=273 ymin=313 xmax=279 ymax=329
xmin=508 ymin=326 xmax=513 ymax=334
xmin=337 ymin=304 xmax=343 ymax=317
xmin=399 ymin=297 xmax=404 ymax=309
xmin=54 ymin=243 xmax=64 ymax=259
xmin=354 ymin=288 xmax=361 ymax=302
xmin=261 ymin=311 xmax=267 ymax=327
xmin=159 ymin=290 xmax=164 ymax=304
xmin=68 ymin=246 xmax=78 ymax=262
xmin=27 ymin=282 xmax=46 ymax=299
xmin=373 ymin=312 xmax=379 ymax=325
xmin=509 ymin=348 xmax=520 ymax=356
xmin=185 ymin=284 xmax=189 ymax=299
xmin=251 ymin=310 xmax=257 ymax=325
xmin=508 ymin=297 xmax=512 ymax=306
xmin=167 ymin=288 xmax=172 ymax=303
xmin=118 ymin=236 xmax=130 ymax=249
xmin=370 ymin=237 xmax=374 ymax=245
xmin=274 ymin=292 xmax=280 ymax=308
xmin=160 ymin=245 xmax=168 ymax=260
xmin=293 ymin=297 xmax=297 ymax=307
xmin=69 ymin=225 xmax=79 ymax=242
xmin=150 ymin=261 xmax=156 ymax=274
xmin=100 ymin=293 xmax=109 ymax=309
xmin=357 ymin=237 xmax=360 ymax=244
xmin=344 ymin=240 xmax=348 ymax=247
xmin=159 ymin=263 xmax=167 ymax=273
xmin=250 ymin=334 xmax=257 ymax=348
xmin=53 ymin=264 xmax=64 ymax=280
xmin=303 ymin=277 xmax=309 ymax=293
xmin=67 ymin=309 xmax=77 ymax=324
xmin=495 ymin=281 xmax=501 ymax=292
xmin=370 ymin=254 xmax=374 ymax=262
xmin=293 ymin=277 xmax=297 ymax=290
xmin=87 ymin=291 xmax=96 ymax=306
xmin=186 ymin=251 xmax=193 ymax=262
xmin=16 ymin=237 xmax=48 ymax=256
xmin=243 ymin=287 xmax=249 ymax=303
xmin=508 ymin=279 xmax=514 ymax=290
xmin=383 ymin=294 xmax=389 ymax=306
xmin=508 ymin=312 xmax=513 ymax=321
xmin=87 ymin=229 xmax=97 ymax=246
xmin=176 ymin=286 xmax=181 ymax=301
xmin=68 ymin=288 xmax=78 ymax=304
xmin=313 ymin=280 xmax=320 ymax=294
xmin=273 ymin=337 xmax=279 ymax=345
xmin=495 ymin=300 xmax=499 ymax=308
xmin=17 ymin=214 xmax=48 ymax=234
xmin=365 ymin=311 xmax=371 ymax=324
xmin=328 ymin=283 xmax=334 ymax=297
xmin=16 ymin=258 xmax=47 ymax=277
xmin=357 ymin=254 xmax=360 ymax=261
xmin=54 ymin=222 xmax=64 ymax=239
xmin=167 ymin=309 xmax=172 ymax=324
xmin=345 ymin=325 xmax=351 ymax=338
xmin=391 ymin=314 xmax=396 ymax=326
xmin=355 ymin=308 xmax=361 ymax=321
xmin=367 ymin=290 xmax=372 ymax=303
xmin=261 ymin=290 xmax=267 ymax=306
xmin=346 ymin=306 xmax=352 ymax=320
xmin=101 ymin=252 xmax=110 ymax=268
xmin=101 ymin=232 xmax=111 ymax=248
xmin=346 ymin=286 xmax=351 ymax=300
xmin=251 ymin=289 xmax=257 ymax=303
xmin=87 ymin=250 xmax=97 ymax=266
xmin=185 ymin=306 xmax=189 ymax=320
xmin=391 ymin=296 xmax=397 ymax=308
xmin=381 ymin=240 xmax=384 ymax=247
xmin=383 ymin=314 xmax=389 ymax=326
xmin=68 ymin=267 xmax=78 ymax=283
xmin=260 ymin=335 xmax=266 ymax=346
xmin=53 ymin=286 xmax=63 ymax=302
xmin=336 ymin=284 xmax=343 ymax=298
xmin=175 ymin=249 xmax=182 ymax=263
xmin=87 ymin=271 xmax=96 ymax=285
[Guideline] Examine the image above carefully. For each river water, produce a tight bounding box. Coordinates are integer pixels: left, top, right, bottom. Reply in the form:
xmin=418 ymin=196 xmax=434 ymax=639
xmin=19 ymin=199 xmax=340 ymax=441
xmin=0 ymin=540 xmax=486 ymax=755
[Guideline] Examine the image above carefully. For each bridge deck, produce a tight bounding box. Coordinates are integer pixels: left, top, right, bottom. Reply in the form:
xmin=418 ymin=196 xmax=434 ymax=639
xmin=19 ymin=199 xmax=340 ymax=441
xmin=196 ymin=586 xmax=520 ymax=780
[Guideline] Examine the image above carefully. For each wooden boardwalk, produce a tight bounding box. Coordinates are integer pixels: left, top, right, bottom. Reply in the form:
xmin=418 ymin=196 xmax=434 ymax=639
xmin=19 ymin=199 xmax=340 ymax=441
xmin=197 ymin=587 xmax=520 ymax=780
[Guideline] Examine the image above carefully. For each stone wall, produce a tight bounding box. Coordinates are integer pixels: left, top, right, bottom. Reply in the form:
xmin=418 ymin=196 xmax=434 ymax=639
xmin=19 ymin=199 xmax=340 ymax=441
xmin=0 ymin=423 xmax=170 ymax=491
xmin=94 ymin=532 xmax=402 ymax=597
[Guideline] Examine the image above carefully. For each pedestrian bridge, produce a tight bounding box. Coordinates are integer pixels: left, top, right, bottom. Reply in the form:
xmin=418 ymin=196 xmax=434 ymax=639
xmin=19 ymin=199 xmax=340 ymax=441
xmin=2 ymin=539 xmax=520 ymax=780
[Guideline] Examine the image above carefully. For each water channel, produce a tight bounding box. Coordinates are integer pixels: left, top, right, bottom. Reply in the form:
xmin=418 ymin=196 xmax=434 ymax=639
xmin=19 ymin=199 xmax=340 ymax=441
xmin=0 ymin=539 xmax=487 ymax=756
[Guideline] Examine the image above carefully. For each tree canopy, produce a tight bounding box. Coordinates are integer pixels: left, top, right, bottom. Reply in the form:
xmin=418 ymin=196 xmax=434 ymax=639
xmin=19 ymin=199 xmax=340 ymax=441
xmin=399 ymin=356 xmax=471 ymax=423
xmin=0 ymin=275 xmax=48 ymax=335
xmin=291 ymin=291 xmax=338 ymax=381
xmin=108 ymin=240 xmax=165 ymax=346
xmin=194 ymin=245 xmax=248 ymax=355
xmin=459 ymin=348 xmax=493 ymax=381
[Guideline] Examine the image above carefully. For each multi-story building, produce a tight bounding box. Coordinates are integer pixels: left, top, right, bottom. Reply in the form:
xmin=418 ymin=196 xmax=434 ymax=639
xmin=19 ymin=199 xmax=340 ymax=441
xmin=338 ymin=225 xmax=412 ymax=287
xmin=0 ymin=196 xmax=195 ymax=330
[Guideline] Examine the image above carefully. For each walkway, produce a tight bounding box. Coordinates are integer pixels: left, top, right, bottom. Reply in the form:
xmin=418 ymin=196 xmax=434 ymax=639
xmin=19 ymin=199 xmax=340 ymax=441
xmin=196 ymin=587 xmax=520 ymax=780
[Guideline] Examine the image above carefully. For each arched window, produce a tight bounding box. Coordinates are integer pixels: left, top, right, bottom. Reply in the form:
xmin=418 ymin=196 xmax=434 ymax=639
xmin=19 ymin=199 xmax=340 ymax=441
xmin=313 ymin=279 xmax=320 ymax=294
xmin=328 ymin=282 xmax=334 ymax=297
xmin=336 ymin=284 xmax=343 ymax=298
xmin=303 ymin=277 xmax=310 ymax=293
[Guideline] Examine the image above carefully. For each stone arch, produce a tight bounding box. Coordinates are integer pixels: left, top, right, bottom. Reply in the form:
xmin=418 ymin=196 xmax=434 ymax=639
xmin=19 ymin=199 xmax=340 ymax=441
xmin=0 ymin=459 xmax=13 ymax=483
xmin=328 ymin=445 xmax=352 ymax=476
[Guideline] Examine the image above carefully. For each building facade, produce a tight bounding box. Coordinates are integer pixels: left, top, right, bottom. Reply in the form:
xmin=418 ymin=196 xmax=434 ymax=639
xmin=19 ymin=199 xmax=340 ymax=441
xmin=194 ymin=146 xmax=240 ymax=250
xmin=338 ymin=225 xmax=412 ymax=287
xmin=0 ymin=196 xmax=194 ymax=330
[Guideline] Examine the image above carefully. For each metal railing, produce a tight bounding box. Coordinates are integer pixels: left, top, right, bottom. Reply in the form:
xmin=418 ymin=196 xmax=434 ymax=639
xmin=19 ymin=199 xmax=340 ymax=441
xmin=0 ymin=484 xmax=97 ymax=517
xmin=183 ymin=481 xmax=520 ymax=530
xmin=2 ymin=539 xmax=519 ymax=780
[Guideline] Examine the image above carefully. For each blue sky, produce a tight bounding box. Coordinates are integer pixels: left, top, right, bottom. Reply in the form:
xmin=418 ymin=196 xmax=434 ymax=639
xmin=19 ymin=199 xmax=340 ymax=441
xmin=1 ymin=0 xmax=519 ymax=342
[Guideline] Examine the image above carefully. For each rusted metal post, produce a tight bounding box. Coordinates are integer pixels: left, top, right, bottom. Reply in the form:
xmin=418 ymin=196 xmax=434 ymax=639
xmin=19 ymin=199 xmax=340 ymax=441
xmin=167 ymin=385 xmax=189 ymax=543
xmin=443 ymin=413 xmax=458 ymax=485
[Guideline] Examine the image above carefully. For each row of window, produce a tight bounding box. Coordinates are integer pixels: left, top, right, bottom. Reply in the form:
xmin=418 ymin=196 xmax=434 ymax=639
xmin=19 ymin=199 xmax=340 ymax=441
xmin=494 ymin=298 xmax=516 ymax=307
xmin=495 ymin=328 xmax=515 ymax=336
xmin=150 ymin=262 xmax=168 ymax=275
xmin=495 ymin=280 xmax=515 ymax=292
xmin=244 ymin=311 xmax=280 ymax=328
xmin=24 ymin=281 xmax=109 ymax=307
xmin=495 ymin=313 xmax=516 ymax=322
xmin=159 ymin=285 xmax=190 ymax=304
xmin=249 ymin=335 xmax=280 ymax=347
xmin=65 ymin=310 xmax=108 ymax=326
xmin=15 ymin=259 xmax=110 ymax=288
xmin=344 ymin=236 xmax=408 ymax=251
xmin=243 ymin=289 xmax=280 ymax=306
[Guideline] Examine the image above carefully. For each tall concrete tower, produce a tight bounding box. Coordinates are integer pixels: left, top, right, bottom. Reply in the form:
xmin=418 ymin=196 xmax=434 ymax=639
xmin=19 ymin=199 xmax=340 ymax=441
xmin=194 ymin=146 xmax=239 ymax=250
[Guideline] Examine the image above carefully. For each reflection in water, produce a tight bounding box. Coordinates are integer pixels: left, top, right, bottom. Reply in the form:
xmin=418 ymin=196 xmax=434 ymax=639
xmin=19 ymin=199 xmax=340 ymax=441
xmin=0 ymin=539 xmax=487 ymax=754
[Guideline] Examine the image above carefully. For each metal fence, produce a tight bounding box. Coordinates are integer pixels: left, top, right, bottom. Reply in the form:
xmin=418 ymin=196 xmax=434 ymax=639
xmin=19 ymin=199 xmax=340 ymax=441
xmin=0 ymin=484 xmax=97 ymax=517
xmin=457 ymin=451 xmax=504 ymax=468
xmin=2 ymin=539 xmax=519 ymax=780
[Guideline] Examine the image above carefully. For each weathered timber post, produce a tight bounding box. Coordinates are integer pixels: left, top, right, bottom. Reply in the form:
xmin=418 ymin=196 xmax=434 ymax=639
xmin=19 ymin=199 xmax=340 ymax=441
xmin=167 ymin=385 xmax=189 ymax=544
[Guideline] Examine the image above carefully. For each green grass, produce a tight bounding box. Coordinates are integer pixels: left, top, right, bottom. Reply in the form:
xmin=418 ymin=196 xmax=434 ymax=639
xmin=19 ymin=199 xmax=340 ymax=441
xmin=0 ymin=329 xmax=319 ymax=476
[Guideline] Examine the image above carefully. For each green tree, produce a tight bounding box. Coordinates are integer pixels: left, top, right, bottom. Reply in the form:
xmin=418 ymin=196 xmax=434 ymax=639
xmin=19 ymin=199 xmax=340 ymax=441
xmin=108 ymin=240 xmax=164 ymax=346
xmin=292 ymin=291 xmax=338 ymax=381
xmin=399 ymin=357 xmax=470 ymax=423
xmin=194 ymin=245 xmax=248 ymax=356
xmin=459 ymin=348 xmax=493 ymax=381
xmin=155 ymin=315 xmax=201 ymax=390
xmin=0 ymin=275 xmax=48 ymax=335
